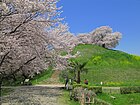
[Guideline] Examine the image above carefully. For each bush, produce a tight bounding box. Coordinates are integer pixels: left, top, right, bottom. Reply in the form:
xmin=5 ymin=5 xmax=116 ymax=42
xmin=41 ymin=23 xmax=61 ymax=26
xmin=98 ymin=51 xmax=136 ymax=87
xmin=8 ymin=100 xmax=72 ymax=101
xmin=94 ymin=98 xmax=112 ymax=105
xmin=71 ymin=87 xmax=84 ymax=101
xmin=73 ymin=84 xmax=102 ymax=94
xmin=22 ymin=81 xmax=32 ymax=86
xmin=89 ymin=86 xmax=102 ymax=94
xmin=71 ymin=87 xmax=96 ymax=104
xmin=73 ymin=84 xmax=140 ymax=94
xmin=120 ymin=86 xmax=140 ymax=94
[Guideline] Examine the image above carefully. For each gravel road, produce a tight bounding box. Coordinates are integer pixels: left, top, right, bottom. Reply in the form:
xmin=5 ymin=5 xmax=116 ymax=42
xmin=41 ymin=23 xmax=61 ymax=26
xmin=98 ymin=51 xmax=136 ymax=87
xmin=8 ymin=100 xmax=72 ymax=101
xmin=1 ymin=86 xmax=64 ymax=105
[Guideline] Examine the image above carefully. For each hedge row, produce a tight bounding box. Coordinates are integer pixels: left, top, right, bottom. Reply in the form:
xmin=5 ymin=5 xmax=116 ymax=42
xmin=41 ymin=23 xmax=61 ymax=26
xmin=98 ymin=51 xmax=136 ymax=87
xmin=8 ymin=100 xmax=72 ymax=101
xmin=120 ymin=86 xmax=140 ymax=94
xmin=71 ymin=86 xmax=112 ymax=105
xmin=73 ymin=84 xmax=102 ymax=94
xmin=73 ymin=84 xmax=140 ymax=94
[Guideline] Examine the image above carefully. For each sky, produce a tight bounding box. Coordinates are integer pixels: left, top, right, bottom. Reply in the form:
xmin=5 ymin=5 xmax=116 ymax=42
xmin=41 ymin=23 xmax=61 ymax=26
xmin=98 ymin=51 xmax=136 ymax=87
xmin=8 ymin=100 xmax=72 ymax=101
xmin=58 ymin=0 xmax=140 ymax=56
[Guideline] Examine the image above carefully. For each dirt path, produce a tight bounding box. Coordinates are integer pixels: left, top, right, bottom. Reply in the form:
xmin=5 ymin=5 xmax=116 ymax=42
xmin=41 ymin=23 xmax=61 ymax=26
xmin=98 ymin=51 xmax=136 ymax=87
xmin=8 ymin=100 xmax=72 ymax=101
xmin=1 ymin=70 xmax=65 ymax=105
xmin=1 ymin=86 xmax=64 ymax=105
xmin=40 ymin=70 xmax=63 ymax=85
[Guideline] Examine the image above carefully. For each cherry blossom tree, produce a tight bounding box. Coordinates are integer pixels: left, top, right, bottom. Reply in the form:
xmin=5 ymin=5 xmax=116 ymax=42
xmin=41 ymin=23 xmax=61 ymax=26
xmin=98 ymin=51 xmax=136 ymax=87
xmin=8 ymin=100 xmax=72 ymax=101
xmin=0 ymin=0 xmax=62 ymax=85
xmin=77 ymin=26 xmax=122 ymax=49
xmin=90 ymin=26 xmax=122 ymax=48
xmin=77 ymin=33 xmax=91 ymax=44
xmin=47 ymin=23 xmax=79 ymax=52
xmin=0 ymin=1 xmax=122 ymax=90
xmin=46 ymin=23 xmax=80 ymax=70
xmin=47 ymin=25 xmax=122 ymax=70
xmin=0 ymin=1 xmax=66 ymax=103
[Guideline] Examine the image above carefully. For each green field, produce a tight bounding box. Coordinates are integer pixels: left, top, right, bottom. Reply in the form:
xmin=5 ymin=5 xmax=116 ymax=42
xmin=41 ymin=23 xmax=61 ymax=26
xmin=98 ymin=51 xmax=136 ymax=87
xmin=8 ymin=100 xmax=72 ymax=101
xmin=70 ymin=44 xmax=140 ymax=86
xmin=97 ymin=93 xmax=140 ymax=105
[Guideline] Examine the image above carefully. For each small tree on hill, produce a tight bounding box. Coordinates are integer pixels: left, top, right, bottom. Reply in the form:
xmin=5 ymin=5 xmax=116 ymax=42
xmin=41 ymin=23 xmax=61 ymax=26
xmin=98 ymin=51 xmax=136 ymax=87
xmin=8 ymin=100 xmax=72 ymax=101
xmin=91 ymin=26 xmax=122 ymax=48
xmin=68 ymin=60 xmax=88 ymax=84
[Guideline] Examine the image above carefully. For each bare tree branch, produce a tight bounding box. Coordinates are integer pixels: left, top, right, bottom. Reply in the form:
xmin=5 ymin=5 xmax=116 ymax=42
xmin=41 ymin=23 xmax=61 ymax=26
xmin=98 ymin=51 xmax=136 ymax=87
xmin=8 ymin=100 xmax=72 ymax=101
xmin=0 ymin=51 xmax=9 ymax=67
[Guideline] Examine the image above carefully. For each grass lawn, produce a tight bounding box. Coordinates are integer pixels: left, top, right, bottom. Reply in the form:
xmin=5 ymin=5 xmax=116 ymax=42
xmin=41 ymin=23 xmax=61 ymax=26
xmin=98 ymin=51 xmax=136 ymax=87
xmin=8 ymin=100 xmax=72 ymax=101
xmin=97 ymin=93 xmax=140 ymax=105
xmin=59 ymin=90 xmax=80 ymax=105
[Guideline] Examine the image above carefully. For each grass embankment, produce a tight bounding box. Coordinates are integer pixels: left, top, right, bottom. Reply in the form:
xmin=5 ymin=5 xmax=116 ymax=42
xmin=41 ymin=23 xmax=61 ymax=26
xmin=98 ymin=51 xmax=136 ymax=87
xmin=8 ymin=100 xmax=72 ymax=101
xmin=31 ymin=67 xmax=54 ymax=85
xmin=71 ymin=44 xmax=140 ymax=86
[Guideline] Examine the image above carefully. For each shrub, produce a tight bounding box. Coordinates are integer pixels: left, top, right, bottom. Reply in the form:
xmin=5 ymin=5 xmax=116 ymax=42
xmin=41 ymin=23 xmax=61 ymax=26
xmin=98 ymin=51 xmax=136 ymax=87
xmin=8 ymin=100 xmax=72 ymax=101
xmin=104 ymin=81 xmax=123 ymax=86
xmin=73 ymin=84 xmax=82 ymax=88
xmin=133 ymin=55 xmax=140 ymax=61
xmin=71 ymin=87 xmax=97 ymax=104
xmin=87 ymin=55 xmax=102 ymax=66
xmin=71 ymin=87 xmax=84 ymax=101
xmin=73 ymin=84 xmax=102 ymax=94
xmin=120 ymin=86 xmax=140 ymax=94
xmin=89 ymin=86 xmax=102 ymax=94
xmin=94 ymin=98 xmax=112 ymax=105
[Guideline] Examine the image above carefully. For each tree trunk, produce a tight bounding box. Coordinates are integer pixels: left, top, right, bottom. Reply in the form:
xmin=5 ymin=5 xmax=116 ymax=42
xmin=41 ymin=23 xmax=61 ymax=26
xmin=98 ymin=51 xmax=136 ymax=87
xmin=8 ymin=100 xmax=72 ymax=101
xmin=77 ymin=70 xmax=81 ymax=84
xmin=74 ymin=70 xmax=76 ymax=82
xmin=22 ymin=73 xmax=28 ymax=83
xmin=102 ymin=43 xmax=105 ymax=48
xmin=12 ymin=74 xmax=17 ymax=81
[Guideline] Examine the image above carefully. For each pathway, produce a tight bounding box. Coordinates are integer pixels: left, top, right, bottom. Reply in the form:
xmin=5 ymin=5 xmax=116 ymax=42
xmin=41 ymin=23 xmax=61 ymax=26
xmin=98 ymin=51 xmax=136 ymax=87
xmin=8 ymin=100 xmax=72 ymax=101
xmin=1 ymin=70 xmax=65 ymax=105
xmin=1 ymin=86 xmax=63 ymax=105
xmin=40 ymin=70 xmax=62 ymax=85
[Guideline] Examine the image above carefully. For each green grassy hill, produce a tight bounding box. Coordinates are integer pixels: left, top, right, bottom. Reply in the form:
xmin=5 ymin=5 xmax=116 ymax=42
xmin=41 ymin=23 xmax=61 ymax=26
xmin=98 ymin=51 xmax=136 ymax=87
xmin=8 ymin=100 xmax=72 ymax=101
xmin=71 ymin=44 xmax=140 ymax=86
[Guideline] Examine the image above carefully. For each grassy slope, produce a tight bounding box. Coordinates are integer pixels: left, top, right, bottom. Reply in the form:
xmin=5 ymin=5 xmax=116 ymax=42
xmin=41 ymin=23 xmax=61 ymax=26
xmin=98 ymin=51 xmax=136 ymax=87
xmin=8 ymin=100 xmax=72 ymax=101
xmin=71 ymin=44 xmax=140 ymax=86
xmin=31 ymin=68 xmax=54 ymax=85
